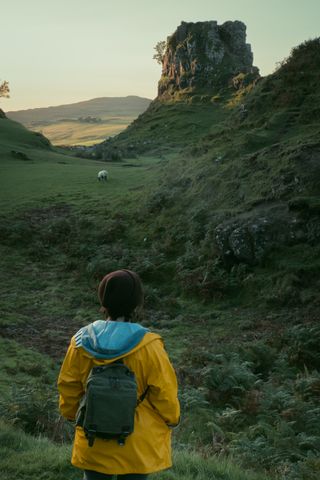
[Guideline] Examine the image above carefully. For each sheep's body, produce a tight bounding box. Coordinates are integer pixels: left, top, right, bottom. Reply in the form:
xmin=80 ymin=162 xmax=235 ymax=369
xmin=98 ymin=170 xmax=108 ymax=182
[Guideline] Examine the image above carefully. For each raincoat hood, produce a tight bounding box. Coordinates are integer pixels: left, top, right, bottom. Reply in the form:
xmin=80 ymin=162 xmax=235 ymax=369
xmin=74 ymin=320 xmax=149 ymax=359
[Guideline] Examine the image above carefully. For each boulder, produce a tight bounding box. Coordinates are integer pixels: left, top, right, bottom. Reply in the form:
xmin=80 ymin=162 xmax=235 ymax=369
xmin=215 ymin=212 xmax=308 ymax=265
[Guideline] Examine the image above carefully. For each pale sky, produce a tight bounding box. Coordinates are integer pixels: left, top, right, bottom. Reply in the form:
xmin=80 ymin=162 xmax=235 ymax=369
xmin=1 ymin=0 xmax=319 ymax=111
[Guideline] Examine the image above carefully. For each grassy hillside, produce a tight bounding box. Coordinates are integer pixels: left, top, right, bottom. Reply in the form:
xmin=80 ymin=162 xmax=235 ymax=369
xmin=0 ymin=116 xmax=51 ymax=151
xmin=0 ymin=115 xmax=272 ymax=480
xmin=148 ymin=39 xmax=320 ymax=301
xmin=1 ymin=39 xmax=320 ymax=480
xmin=93 ymin=94 xmax=232 ymax=159
xmin=6 ymin=96 xmax=151 ymax=146
xmin=7 ymin=96 xmax=152 ymax=123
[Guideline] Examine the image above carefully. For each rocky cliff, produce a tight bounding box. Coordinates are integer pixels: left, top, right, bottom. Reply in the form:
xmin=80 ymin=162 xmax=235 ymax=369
xmin=158 ymin=20 xmax=259 ymax=97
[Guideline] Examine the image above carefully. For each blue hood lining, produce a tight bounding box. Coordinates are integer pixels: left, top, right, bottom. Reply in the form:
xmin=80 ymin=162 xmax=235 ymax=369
xmin=74 ymin=320 xmax=149 ymax=359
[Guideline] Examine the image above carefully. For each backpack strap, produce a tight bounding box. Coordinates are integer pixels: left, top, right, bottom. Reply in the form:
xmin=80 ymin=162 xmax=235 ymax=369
xmin=138 ymin=386 xmax=149 ymax=405
xmin=111 ymin=358 xmax=149 ymax=405
xmin=111 ymin=358 xmax=124 ymax=365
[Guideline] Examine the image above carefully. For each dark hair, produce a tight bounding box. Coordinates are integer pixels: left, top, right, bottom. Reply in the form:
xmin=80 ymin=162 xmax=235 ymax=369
xmin=98 ymin=269 xmax=144 ymax=320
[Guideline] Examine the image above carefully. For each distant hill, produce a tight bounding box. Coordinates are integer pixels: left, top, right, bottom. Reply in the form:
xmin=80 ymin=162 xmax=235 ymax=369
xmin=0 ymin=113 xmax=52 ymax=155
xmin=6 ymin=96 xmax=152 ymax=146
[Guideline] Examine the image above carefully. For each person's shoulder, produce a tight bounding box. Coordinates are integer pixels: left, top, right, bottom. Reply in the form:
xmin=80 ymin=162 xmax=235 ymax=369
xmin=124 ymin=330 xmax=162 ymax=358
xmin=141 ymin=331 xmax=163 ymax=346
xmin=137 ymin=331 xmax=167 ymax=356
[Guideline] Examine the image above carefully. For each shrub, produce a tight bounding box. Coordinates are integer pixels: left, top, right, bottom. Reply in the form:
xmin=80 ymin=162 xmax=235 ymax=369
xmin=0 ymin=219 xmax=33 ymax=246
xmin=176 ymin=255 xmax=238 ymax=300
xmin=0 ymin=384 xmax=60 ymax=438
xmin=240 ymin=341 xmax=278 ymax=378
xmin=39 ymin=217 xmax=76 ymax=249
xmin=284 ymin=324 xmax=320 ymax=370
xmin=202 ymin=354 xmax=259 ymax=407
xmin=86 ymin=255 xmax=121 ymax=280
xmin=179 ymin=385 xmax=210 ymax=410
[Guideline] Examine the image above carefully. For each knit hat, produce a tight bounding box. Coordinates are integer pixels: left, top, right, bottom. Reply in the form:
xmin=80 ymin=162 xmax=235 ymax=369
xmin=98 ymin=269 xmax=144 ymax=320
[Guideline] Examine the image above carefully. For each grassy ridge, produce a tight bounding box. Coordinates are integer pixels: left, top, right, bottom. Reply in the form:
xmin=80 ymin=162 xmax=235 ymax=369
xmin=98 ymin=99 xmax=231 ymax=158
xmin=0 ymin=117 xmax=51 ymax=150
xmin=7 ymin=96 xmax=151 ymax=123
xmin=0 ymin=117 xmax=272 ymax=479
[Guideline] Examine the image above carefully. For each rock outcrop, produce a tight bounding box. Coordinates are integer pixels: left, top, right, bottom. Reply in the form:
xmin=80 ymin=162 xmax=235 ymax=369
xmin=158 ymin=20 xmax=259 ymax=97
xmin=0 ymin=108 xmax=6 ymax=118
xmin=214 ymin=211 xmax=309 ymax=265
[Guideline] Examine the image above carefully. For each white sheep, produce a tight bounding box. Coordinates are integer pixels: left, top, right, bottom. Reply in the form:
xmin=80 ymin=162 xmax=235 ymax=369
xmin=98 ymin=170 xmax=108 ymax=182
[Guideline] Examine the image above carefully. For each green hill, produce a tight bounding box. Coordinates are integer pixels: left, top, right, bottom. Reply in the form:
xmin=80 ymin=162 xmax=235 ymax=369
xmin=0 ymin=33 xmax=320 ymax=480
xmin=0 ymin=113 xmax=269 ymax=480
xmin=0 ymin=113 xmax=52 ymax=152
xmin=6 ymin=96 xmax=151 ymax=146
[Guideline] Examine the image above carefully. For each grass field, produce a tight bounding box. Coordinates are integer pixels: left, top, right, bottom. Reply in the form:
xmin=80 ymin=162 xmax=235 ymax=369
xmin=27 ymin=116 xmax=139 ymax=146
xmin=0 ymin=116 xmax=161 ymax=208
xmin=0 ymin=114 xmax=275 ymax=480
xmin=1 ymin=126 xmax=317 ymax=479
xmin=0 ymin=152 xmax=160 ymax=210
xmin=7 ymin=96 xmax=152 ymax=146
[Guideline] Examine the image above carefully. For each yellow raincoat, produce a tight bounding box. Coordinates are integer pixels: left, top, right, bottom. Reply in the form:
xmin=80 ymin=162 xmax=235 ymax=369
xmin=58 ymin=321 xmax=180 ymax=475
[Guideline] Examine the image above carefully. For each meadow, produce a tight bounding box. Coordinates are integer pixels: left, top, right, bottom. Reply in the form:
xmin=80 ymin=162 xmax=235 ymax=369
xmin=27 ymin=116 xmax=137 ymax=146
xmin=0 ymin=115 xmax=274 ymax=480
xmin=1 ymin=129 xmax=319 ymax=480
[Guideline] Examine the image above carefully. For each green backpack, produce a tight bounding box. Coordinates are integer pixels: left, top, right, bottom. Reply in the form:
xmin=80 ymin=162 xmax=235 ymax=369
xmin=76 ymin=360 xmax=147 ymax=447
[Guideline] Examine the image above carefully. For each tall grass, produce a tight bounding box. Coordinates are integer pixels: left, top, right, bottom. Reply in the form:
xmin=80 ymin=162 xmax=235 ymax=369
xmin=0 ymin=421 xmax=270 ymax=480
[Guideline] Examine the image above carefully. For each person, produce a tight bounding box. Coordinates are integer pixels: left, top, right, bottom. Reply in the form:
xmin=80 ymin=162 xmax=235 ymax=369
xmin=58 ymin=269 xmax=180 ymax=480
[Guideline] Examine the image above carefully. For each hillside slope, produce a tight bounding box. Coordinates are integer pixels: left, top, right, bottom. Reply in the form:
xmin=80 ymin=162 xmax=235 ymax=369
xmin=136 ymin=38 xmax=320 ymax=305
xmin=0 ymin=113 xmax=52 ymax=153
xmin=0 ymin=104 xmax=272 ymax=480
xmin=68 ymin=37 xmax=320 ymax=478
xmin=6 ymin=96 xmax=152 ymax=124
xmin=91 ymin=21 xmax=261 ymax=160
xmin=6 ymin=96 xmax=152 ymax=146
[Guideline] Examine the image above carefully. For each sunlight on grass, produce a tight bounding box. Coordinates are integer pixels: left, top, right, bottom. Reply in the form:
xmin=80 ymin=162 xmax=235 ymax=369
xmin=37 ymin=119 xmax=134 ymax=146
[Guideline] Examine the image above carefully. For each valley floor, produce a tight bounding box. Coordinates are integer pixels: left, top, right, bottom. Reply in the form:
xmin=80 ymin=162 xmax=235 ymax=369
xmin=0 ymin=147 xmax=319 ymax=480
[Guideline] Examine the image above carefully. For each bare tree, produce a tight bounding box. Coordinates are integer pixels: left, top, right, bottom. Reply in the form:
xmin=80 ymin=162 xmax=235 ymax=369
xmin=153 ymin=41 xmax=166 ymax=65
xmin=0 ymin=80 xmax=10 ymax=98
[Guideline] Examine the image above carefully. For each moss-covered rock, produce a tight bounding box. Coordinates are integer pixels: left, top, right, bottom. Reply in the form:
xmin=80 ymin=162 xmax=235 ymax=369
xmin=158 ymin=20 xmax=259 ymax=97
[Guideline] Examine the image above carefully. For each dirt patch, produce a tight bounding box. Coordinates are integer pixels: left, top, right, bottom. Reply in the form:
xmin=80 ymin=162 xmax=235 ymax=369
xmin=23 ymin=203 xmax=72 ymax=227
xmin=0 ymin=315 xmax=80 ymax=361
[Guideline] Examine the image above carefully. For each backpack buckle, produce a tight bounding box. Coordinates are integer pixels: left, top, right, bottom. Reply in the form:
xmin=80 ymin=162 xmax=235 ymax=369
xmin=87 ymin=429 xmax=96 ymax=447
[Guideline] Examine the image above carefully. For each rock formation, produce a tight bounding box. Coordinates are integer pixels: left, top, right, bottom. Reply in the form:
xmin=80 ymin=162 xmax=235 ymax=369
xmin=214 ymin=210 xmax=309 ymax=265
xmin=158 ymin=20 xmax=259 ymax=96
